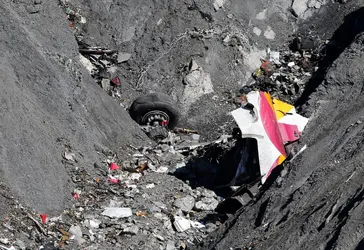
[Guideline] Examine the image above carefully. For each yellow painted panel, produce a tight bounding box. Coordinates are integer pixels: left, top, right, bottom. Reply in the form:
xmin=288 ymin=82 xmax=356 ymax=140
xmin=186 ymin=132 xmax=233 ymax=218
xmin=278 ymin=154 xmax=286 ymax=165
xmin=273 ymin=98 xmax=294 ymax=120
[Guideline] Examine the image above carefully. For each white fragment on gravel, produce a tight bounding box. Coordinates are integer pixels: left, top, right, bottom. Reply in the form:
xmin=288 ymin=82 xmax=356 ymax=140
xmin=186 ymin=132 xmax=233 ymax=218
xmin=190 ymin=221 xmax=205 ymax=228
xmin=175 ymin=162 xmax=186 ymax=169
xmin=263 ymin=26 xmax=275 ymax=40
xmin=269 ymin=51 xmax=280 ymax=64
xmin=256 ymin=9 xmax=267 ymax=20
xmin=63 ymin=151 xmax=76 ymax=161
xmin=146 ymin=183 xmax=155 ymax=189
xmin=213 ymin=0 xmax=226 ymax=11
xmin=69 ymin=225 xmax=85 ymax=245
xmin=101 ymin=207 xmax=132 ymax=218
xmin=88 ymin=219 xmax=101 ymax=229
xmin=173 ymin=216 xmax=205 ymax=232
xmin=79 ymin=54 xmax=95 ymax=73
xmin=130 ymin=173 xmax=142 ymax=180
xmin=173 ymin=216 xmax=191 ymax=232
xmin=156 ymin=166 xmax=169 ymax=173
xmin=288 ymin=62 xmax=295 ymax=67
xmin=292 ymin=0 xmax=309 ymax=15
xmin=253 ymin=27 xmax=262 ymax=36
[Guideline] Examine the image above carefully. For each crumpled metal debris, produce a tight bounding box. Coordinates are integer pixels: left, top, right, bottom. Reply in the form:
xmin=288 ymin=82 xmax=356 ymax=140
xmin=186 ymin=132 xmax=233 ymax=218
xmin=248 ymin=46 xmax=321 ymax=103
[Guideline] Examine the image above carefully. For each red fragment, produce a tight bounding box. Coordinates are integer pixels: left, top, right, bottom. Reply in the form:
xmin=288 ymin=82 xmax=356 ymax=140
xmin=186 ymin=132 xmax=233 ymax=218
xmin=108 ymin=178 xmax=119 ymax=184
xmin=40 ymin=214 xmax=47 ymax=224
xmin=161 ymin=120 xmax=169 ymax=127
xmin=111 ymin=76 xmax=121 ymax=86
xmin=109 ymin=163 xmax=120 ymax=171
xmin=72 ymin=193 xmax=80 ymax=199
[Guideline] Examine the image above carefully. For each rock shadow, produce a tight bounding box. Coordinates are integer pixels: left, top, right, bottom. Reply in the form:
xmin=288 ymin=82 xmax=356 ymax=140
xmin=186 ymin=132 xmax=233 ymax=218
xmin=295 ymin=7 xmax=364 ymax=108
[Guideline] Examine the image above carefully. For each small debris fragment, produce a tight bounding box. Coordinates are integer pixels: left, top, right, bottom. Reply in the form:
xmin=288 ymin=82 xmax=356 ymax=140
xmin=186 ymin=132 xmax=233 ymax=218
xmin=87 ymin=219 xmax=101 ymax=229
xmin=63 ymin=151 xmax=76 ymax=162
xmin=123 ymin=225 xmax=139 ymax=235
xmin=146 ymin=183 xmax=155 ymax=189
xmin=173 ymin=216 xmax=191 ymax=232
xmin=190 ymin=221 xmax=205 ymax=229
xmin=40 ymin=214 xmax=47 ymax=224
xmin=0 ymin=239 xmax=9 ymax=245
xmin=72 ymin=192 xmax=80 ymax=199
xmin=69 ymin=225 xmax=85 ymax=245
xmin=136 ymin=162 xmax=148 ymax=173
xmin=130 ymin=173 xmax=142 ymax=180
xmin=269 ymin=51 xmax=280 ymax=64
xmin=136 ymin=211 xmax=148 ymax=217
xmin=156 ymin=166 xmax=169 ymax=173
xmin=109 ymin=163 xmax=120 ymax=171
xmin=107 ymin=177 xmax=119 ymax=184
xmin=101 ymin=207 xmax=132 ymax=218
xmin=111 ymin=76 xmax=121 ymax=86
xmin=288 ymin=62 xmax=295 ymax=67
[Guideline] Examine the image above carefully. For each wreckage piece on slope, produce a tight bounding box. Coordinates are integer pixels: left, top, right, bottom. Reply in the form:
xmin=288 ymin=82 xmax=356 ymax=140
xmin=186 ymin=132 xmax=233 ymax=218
xmin=231 ymin=91 xmax=308 ymax=183
xmin=129 ymin=93 xmax=180 ymax=141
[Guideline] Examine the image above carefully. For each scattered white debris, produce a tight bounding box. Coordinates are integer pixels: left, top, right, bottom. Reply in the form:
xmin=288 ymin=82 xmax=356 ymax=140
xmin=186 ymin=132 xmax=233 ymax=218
xmin=292 ymin=0 xmax=309 ymax=18
xmin=79 ymin=54 xmax=95 ymax=73
xmin=155 ymin=166 xmax=169 ymax=173
xmin=87 ymin=219 xmax=101 ymax=229
xmin=263 ymin=26 xmax=275 ymax=40
xmin=130 ymin=173 xmax=142 ymax=180
xmin=256 ymin=9 xmax=267 ymax=20
xmin=191 ymin=134 xmax=201 ymax=142
xmin=173 ymin=216 xmax=191 ymax=232
xmin=213 ymin=0 xmax=226 ymax=11
xmin=289 ymin=144 xmax=308 ymax=162
xmin=101 ymin=207 xmax=133 ymax=218
xmin=288 ymin=62 xmax=295 ymax=67
xmin=190 ymin=221 xmax=205 ymax=229
xmin=175 ymin=162 xmax=186 ymax=169
xmin=69 ymin=225 xmax=85 ymax=245
xmin=173 ymin=216 xmax=205 ymax=232
xmin=63 ymin=151 xmax=76 ymax=161
xmin=0 ymin=245 xmax=16 ymax=250
xmin=146 ymin=183 xmax=156 ymax=189
xmin=345 ymin=171 xmax=356 ymax=183
xmin=253 ymin=27 xmax=262 ymax=36
xmin=269 ymin=51 xmax=280 ymax=64
xmin=0 ymin=239 xmax=9 ymax=245
xmin=80 ymin=16 xmax=87 ymax=24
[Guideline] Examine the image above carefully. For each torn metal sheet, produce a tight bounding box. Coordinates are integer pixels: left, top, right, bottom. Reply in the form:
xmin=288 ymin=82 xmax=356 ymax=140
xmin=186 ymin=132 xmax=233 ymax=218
xmin=231 ymin=91 xmax=308 ymax=183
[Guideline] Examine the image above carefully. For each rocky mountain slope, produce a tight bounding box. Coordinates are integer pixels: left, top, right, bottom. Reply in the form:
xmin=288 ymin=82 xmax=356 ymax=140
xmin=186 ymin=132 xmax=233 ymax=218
xmin=0 ymin=0 xmax=147 ymax=215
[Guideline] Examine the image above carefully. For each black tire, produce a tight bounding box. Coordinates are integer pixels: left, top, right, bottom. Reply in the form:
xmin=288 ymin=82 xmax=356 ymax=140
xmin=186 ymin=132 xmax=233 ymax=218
xmin=148 ymin=126 xmax=169 ymax=142
xmin=129 ymin=93 xmax=180 ymax=129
